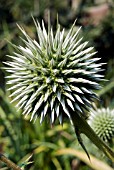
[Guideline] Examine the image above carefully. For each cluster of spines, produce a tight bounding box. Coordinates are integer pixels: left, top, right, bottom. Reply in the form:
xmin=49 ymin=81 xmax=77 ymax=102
xmin=3 ymin=18 xmax=104 ymax=124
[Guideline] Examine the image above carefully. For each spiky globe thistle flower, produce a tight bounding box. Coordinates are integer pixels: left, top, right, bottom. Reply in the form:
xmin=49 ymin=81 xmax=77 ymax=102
xmin=3 ymin=17 xmax=114 ymax=161
xmin=88 ymin=108 xmax=114 ymax=142
xmin=4 ymin=19 xmax=103 ymax=124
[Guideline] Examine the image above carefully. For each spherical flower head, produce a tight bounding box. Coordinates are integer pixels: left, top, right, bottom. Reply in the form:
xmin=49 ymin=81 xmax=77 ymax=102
xmin=4 ymin=18 xmax=104 ymax=125
xmin=88 ymin=108 xmax=114 ymax=142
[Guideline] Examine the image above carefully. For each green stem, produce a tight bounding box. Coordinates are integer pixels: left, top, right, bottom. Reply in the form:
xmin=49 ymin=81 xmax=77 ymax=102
xmin=71 ymin=112 xmax=114 ymax=162
xmin=0 ymin=153 xmax=22 ymax=170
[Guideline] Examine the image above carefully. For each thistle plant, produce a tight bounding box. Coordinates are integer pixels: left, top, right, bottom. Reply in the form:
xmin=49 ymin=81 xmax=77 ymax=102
xmin=3 ymin=16 xmax=114 ymax=161
xmin=89 ymin=108 xmax=114 ymax=143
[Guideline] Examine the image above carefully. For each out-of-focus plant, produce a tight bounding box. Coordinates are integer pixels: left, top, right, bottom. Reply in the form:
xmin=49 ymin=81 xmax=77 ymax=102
xmin=77 ymin=2 xmax=114 ymax=108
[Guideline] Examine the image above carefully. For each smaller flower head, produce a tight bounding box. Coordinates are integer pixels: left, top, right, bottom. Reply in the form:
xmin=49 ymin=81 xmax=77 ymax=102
xmin=88 ymin=108 xmax=114 ymax=142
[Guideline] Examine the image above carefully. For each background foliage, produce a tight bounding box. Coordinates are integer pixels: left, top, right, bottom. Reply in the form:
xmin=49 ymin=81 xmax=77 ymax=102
xmin=0 ymin=0 xmax=114 ymax=169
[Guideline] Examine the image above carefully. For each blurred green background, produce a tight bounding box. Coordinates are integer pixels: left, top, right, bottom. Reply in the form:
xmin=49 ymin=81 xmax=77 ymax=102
xmin=0 ymin=0 xmax=114 ymax=169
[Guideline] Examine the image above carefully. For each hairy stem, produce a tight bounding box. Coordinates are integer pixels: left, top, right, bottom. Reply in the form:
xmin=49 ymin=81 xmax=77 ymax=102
xmin=71 ymin=112 xmax=114 ymax=162
xmin=0 ymin=153 xmax=22 ymax=170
